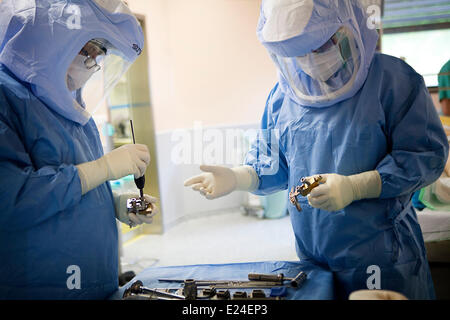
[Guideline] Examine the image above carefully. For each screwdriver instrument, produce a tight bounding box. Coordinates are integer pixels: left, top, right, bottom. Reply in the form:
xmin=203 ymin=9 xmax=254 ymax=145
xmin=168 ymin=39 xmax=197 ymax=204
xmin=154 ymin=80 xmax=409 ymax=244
xmin=248 ymin=271 xmax=307 ymax=288
xmin=158 ymin=270 xmax=307 ymax=289
xmin=126 ymin=120 xmax=154 ymax=218
xmin=130 ymin=119 xmax=145 ymax=199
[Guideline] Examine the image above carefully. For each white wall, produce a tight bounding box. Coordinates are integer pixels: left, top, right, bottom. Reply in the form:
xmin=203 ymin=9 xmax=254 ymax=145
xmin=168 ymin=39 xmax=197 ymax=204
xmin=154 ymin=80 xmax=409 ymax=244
xmin=122 ymin=0 xmax=278 ymax=229
xmin=156 ymin=123 xmax=259 ymax=229
xmin=125 ymin=0 xmax=277 ymax=133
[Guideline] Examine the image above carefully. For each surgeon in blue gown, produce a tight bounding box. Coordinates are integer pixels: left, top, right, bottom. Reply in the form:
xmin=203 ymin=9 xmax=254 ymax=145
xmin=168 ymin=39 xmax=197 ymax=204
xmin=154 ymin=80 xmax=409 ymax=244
xmin=0 ymin=0 xmax=157 ymax=299
xmin=185 ymin=0 xmax=449 ymax=299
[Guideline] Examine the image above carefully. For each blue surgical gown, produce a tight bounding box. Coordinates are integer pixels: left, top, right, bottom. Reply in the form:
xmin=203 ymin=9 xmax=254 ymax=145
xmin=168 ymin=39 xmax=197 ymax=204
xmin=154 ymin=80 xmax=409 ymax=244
xmin=0 ymin=65 xmax=118 ymax=299
xmin=246 ymin=53 xmax=449 ymax=300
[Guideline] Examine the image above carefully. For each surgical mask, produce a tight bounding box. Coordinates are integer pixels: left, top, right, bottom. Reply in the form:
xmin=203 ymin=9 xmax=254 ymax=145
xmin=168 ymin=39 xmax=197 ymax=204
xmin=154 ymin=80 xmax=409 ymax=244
xmin=271 ymin=26 xmax=361 ymax=106
xmin=66 ymin=54 xmax=99 ymax=91
xmin=296 ymin=44 xmax=344 ymax=82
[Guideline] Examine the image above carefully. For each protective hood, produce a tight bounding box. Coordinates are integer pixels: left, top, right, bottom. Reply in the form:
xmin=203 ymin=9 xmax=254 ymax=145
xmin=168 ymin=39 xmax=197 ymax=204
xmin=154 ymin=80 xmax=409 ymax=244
xmin=0 ymin=0 xmax=144 ymax=125
xmin=257 ymin=0 xmax=379 ymax=108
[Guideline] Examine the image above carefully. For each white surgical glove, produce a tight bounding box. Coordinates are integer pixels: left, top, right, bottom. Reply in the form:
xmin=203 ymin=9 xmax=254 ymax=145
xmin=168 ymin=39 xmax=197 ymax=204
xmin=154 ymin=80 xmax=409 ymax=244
xmin=184 ymin=165 xmax=259 ymax=200
xmin=307 ymin=171 xmax=382 ymax=212
xmin=114 ymin=192 xmax=158 ymax=227
xmin=445 ymin=157 xmax=450 ymax=177
xmin=77 ymin=144 xmax=150 ymax=195
xmin=349 ymin=290 xmax=408 ymax=300
xmin=433 ymin=176 xmax=450 ymax=204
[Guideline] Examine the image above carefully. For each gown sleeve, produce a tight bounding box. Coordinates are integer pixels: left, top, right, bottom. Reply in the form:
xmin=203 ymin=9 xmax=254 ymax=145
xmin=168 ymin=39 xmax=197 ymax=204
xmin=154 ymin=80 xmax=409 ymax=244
xmin=245 ymin=84 xmax=290 ymax=196
xmin=0 ymin=89 xmax=82 ymax=231
xmin=377 ymin=75 xmax=449 ymax=199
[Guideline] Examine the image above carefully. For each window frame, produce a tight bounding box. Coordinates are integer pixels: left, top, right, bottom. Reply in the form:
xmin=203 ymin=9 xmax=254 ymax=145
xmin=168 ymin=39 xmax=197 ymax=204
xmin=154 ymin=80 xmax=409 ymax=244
xmin=380 ymin=1 xmax=449 ymax=89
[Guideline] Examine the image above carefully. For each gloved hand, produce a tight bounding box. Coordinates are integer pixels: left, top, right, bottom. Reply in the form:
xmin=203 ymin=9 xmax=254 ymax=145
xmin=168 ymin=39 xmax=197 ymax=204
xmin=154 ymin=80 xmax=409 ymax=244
xmin=102 ymin=144 xmax=150 ymax=180
xmin=114 ymin=192 xmax=158 ymax=227
xmin=184 ymin=165 xmax=259 ymax=200
xmin=445 ymin=157 xmax=450 ymax=177
xmin=349 ymin=290 xmax=408 ymax=300
xmin=77 ymin=144 xmax=150 ymax=195
xmin=433 ymin=175 xmax=450 ymax=204
xmin=307 ymin=171 xmax=382 ymax=212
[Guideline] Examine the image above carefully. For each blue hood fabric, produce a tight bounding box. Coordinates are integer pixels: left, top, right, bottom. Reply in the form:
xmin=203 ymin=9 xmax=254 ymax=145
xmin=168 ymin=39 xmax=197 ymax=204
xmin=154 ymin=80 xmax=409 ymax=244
xmin=257 ymin=0 xmax=379 ymax=108
xmin=0 ymin=0 xmax=144 ymax=125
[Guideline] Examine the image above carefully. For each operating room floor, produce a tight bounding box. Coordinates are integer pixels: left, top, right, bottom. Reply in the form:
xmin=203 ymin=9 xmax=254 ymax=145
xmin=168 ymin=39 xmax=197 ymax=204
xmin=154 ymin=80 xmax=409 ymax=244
xmin=120 ymin=210 xmax=299 ymax=276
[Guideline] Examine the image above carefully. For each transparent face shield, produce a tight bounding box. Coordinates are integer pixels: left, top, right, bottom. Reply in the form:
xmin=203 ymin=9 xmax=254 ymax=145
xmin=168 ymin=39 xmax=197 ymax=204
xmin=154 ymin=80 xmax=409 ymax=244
xmin=67 ymin=38 xmax=133 ymax=114
xmin=271 ymin=27 xmax=362 ymax=105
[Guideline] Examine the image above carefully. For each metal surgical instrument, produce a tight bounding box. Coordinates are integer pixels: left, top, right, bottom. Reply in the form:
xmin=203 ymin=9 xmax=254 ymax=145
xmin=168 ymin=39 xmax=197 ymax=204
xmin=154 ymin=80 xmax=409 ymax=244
xmin=289 ymin=175 xmax=323 ymax=211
